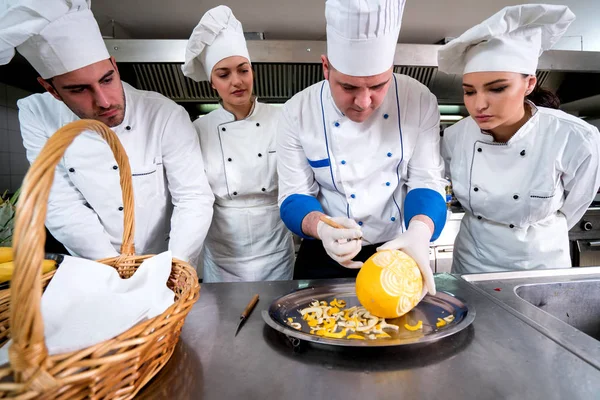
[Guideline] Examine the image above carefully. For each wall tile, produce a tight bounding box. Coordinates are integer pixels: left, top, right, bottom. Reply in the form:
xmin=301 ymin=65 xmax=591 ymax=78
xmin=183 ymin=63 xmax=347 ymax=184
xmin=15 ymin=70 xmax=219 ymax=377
xmin=0 ymin=84 xmax=7 ymax=107
xmin=587 ymin=119 xmax=600 ymax=130
xmin=10 ymin=175 xmax=23 ymax=192
xmin=6 ymin=86 xmax=31 ymax=109
xmin=0 ymin=106 xmax=7 ymax=130
xmin=9 ymin=153 xmax=29 ymax=175
xmin=6 ymin=108 xmax=19 ymax=131
xmin=0 ymin=128 xmax=8 ymax=153
xmin=0 ymin=153 xmax=10 ymax=175
xmin=0 ymin=175 xmax=11 ymax=192
xmin=8 ymin=130 xmax=24 ymax=154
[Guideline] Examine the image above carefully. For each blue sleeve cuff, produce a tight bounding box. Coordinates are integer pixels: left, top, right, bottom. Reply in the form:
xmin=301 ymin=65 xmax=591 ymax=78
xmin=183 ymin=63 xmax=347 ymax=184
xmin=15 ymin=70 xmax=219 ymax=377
xmin=280 ymin=194 xmax=324 ymax=239
xmin=404 ymin=188 xmax=447 ymax=241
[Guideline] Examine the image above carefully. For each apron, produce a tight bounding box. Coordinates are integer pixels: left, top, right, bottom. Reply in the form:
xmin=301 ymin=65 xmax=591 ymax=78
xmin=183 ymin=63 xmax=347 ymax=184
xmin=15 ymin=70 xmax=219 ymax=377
xmin=195 ymin=101 xmax=294 ymax=282
xmin=204 ymin=203 xmax=294 ymax=282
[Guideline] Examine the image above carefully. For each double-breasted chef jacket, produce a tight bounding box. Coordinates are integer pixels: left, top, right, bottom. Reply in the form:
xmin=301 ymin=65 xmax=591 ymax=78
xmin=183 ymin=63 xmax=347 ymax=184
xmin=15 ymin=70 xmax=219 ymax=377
xmin=277 ymin=74 xmax=448 ymax=246
xmin=194 ymin=99 xmax=294 ymax=282
xmin=18 ymin=82 xmax=215 ymax=265
xmin=442 ymin=102 xmax=600 ymax=273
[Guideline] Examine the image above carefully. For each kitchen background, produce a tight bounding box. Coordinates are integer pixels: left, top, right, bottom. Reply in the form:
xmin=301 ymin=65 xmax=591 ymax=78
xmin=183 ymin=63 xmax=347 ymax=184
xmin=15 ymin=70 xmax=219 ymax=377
xmin=1 ymin=0 xmax=600 ymax=269
xmin=0 ymin=83 xmax=31 ymax=193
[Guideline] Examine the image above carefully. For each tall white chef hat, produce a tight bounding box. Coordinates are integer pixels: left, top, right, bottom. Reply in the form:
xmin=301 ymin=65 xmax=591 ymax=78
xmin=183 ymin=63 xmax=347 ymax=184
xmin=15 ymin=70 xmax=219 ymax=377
xmin=438 ymin=4 xmax=575 ymax=76
xmin=0 ymin=0 xmax=110 ymax=79
xmin=182 ymin=5 xmax=250 ymax=82
xmin=325 ymin=0 xmax=406 ymax=77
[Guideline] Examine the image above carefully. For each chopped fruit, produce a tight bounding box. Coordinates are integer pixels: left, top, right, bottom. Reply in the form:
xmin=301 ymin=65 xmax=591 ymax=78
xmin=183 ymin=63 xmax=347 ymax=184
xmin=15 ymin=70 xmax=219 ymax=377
xmin=404 ymin=320 xmax=423 ymax=331
xmin=287 ymin=299 xmax=445 ymax=340
xmin=323 ymin=329 xmax=348 ymax=339
xmin=347 ymin=334 xmax=365 ymax=340
xmin=328 ymin=307 xmax=340 ymax=315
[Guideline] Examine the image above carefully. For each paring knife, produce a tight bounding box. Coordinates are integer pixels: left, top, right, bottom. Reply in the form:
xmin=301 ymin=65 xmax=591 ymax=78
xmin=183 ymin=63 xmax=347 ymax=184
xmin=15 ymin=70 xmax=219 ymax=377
xmin=234 ymin=294 xmax=260 ymax=337
xmin=319 ymin=215 xmax=363 ymax=241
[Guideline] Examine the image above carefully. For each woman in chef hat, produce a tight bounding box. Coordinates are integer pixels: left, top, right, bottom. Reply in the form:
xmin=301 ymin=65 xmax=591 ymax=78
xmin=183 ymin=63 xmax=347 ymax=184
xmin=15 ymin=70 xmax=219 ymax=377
xmin=182 ymin=5 xmax=294 ymax=283
xmin=438 ymin=4 xmax=600 ymax=274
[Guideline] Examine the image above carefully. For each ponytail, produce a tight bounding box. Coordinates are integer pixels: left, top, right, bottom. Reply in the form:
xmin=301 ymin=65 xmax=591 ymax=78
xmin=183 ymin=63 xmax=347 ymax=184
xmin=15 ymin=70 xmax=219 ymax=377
xmin=527 ymin=85 xmax=561 ymax=109
xmin=522 ymin=74 xmax=560 ymax=109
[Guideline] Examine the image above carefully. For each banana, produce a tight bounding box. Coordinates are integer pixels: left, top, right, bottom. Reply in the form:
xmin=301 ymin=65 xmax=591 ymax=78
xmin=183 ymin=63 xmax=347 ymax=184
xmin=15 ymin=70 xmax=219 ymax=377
xmin=0 ymin=259 xmax=57 ymax=284
xmin=42 ymin=260 xmax=57 ymax=274
xmin=0 ymin=247 xmax=12 ymax=263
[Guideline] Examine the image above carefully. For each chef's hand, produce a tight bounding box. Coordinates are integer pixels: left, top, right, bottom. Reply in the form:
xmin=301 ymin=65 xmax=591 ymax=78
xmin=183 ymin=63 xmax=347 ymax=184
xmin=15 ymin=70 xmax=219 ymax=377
xmin=376 ymin=220 xmax=436 ymax=296
xmin=317 ymin=217 xmax=363 ymax=269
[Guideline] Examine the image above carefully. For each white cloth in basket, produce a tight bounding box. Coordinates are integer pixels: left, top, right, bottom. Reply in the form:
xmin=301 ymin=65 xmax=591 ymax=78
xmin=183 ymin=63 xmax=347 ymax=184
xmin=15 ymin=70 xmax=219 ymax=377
xmin=0 ymin=250 xmax=175 ymax=365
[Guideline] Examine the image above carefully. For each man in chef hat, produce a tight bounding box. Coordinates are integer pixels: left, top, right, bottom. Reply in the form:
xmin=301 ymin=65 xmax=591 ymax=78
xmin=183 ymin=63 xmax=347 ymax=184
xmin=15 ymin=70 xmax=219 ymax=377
xmin=0 ymin=0 xmax=214 ymax=266
xmin=278 ymin=0 xmax=447 ymax=294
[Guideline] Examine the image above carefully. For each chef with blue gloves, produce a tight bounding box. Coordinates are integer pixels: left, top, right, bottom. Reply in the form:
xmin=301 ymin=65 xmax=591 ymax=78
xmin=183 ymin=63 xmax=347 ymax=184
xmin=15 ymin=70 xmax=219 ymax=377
xmin=277 ymin=0 xmax=447 ymax=294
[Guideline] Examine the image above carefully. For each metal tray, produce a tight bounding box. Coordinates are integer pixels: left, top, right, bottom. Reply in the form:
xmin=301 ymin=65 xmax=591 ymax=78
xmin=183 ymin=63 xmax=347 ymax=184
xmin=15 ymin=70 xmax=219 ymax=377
xmin=262 ymin=282 xmax=475 ymax=347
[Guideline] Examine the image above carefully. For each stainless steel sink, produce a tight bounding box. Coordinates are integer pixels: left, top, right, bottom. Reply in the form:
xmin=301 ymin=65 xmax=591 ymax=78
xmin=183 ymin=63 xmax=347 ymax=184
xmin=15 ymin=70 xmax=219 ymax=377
xmin=515 ymin=280 xmax=600 ymax=341
xmin=461 ymin=267 xmax=600 ymax=369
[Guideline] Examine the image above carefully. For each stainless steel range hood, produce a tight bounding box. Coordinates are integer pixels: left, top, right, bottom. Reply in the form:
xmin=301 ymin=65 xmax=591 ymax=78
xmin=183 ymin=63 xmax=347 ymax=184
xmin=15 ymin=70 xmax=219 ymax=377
xmin=105 ymin=39 xmax=600 ymax=117
xmin=2 ymin=39 xmax=599 ymax=117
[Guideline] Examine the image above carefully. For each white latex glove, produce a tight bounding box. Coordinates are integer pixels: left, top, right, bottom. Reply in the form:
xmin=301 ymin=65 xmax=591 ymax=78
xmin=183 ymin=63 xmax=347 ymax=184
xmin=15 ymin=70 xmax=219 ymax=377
xmin=317 ymin=217 xmax=363 ymax=269
xmin=376 ymin=220 xmax=436 ymax=296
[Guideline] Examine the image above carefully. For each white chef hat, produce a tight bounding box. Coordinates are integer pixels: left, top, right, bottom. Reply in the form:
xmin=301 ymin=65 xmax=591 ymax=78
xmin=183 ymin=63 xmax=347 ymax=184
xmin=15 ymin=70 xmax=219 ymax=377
xmin=438 ymin=4 xmax=575 ymax=76
xmin=0 ymin=0 xmax=110 ymax=79
xmin=325 ymin=0 xmax=406 ymax=77
xmin=182 ymin=5 xmax=250 ymax=82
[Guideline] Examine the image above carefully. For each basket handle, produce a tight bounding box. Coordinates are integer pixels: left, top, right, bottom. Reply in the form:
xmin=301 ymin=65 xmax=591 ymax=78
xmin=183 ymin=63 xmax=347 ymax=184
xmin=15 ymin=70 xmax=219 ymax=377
xmin=9 ymin=119 xmax=135 ymax=388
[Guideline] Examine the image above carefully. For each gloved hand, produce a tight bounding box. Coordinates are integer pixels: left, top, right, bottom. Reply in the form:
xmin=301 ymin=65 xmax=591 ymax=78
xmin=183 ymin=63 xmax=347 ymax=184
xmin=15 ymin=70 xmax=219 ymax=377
xmin=376 ymin=220 xmax=436 ymax=297
xmin=317 ymin=217 xmax=363 ymax=269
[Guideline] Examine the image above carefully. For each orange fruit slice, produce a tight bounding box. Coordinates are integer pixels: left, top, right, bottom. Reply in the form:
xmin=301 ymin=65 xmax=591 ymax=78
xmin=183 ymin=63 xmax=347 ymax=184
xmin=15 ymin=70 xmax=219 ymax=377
xmin=355 ymin=250 xmax=423 ymax=318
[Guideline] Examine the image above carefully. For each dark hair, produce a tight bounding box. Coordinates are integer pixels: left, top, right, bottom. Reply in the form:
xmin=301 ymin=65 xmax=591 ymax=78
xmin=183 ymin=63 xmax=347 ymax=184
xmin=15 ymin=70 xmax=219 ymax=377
xmin=522 ymin=74 xmax=560 ymax=109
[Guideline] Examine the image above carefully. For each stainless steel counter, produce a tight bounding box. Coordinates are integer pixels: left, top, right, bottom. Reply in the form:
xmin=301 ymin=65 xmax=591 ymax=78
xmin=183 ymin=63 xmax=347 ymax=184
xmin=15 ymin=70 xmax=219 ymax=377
xmin=462 ymin=267 xmax=600 ymax=371
xmin=138 ymin=274 xmax=600 ymax=400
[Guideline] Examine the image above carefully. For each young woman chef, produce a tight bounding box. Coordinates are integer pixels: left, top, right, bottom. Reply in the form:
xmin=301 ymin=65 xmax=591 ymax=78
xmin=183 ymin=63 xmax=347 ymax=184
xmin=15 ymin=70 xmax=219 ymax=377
xmin=438 ymin=4 xmax=600 ymax=274
xmin=182 ymin=5 xmax=294 ymax=282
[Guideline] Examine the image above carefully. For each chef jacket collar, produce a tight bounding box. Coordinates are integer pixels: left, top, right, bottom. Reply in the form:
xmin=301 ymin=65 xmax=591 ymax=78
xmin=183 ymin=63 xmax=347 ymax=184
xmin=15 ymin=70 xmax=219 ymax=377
xmin=325 ymin=80 xmax=345 ymax=119
xmin=110 ymin=82 xmax=133 ymax=133
xmin=218 ymin=95 xmax=258 ymax=121
xmin=480 ymin=100 xmax=539 ymax=143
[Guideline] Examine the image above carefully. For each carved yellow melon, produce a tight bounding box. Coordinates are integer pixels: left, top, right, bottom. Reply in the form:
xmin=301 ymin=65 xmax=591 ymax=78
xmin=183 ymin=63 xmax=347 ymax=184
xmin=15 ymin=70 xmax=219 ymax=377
xmin=355 ymin=250 xmax=423 ymax=318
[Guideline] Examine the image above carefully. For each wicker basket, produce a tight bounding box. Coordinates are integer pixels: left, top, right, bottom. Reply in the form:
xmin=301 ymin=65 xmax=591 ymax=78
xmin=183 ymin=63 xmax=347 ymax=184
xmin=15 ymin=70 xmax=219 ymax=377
xmin=0 ymin=120 xmax=200 ymax=399
xmin=0 ymin=272 xmax=55 ymax=349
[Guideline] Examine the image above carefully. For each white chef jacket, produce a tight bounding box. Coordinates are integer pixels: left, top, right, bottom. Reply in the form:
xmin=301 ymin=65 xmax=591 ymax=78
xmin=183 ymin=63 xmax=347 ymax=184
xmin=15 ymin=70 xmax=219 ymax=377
xmin=18 ymin=82 xmax=215 ymax=266
xmin=194 ymin=100 xmax=294 ymax=282
xmin=442 ymin=102 xmax=600 ymax=273
xmin=277 ymin=74 xmax=447 ymax=244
